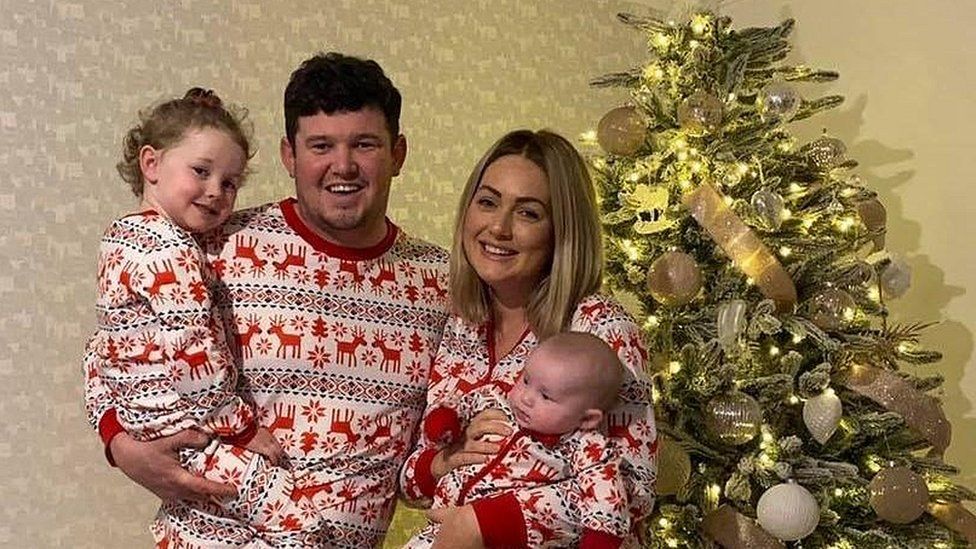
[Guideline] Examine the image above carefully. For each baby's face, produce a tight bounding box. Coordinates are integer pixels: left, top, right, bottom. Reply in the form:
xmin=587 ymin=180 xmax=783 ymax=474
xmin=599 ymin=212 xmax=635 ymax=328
xmin=506 ymin=351 xmax=594 ymax=435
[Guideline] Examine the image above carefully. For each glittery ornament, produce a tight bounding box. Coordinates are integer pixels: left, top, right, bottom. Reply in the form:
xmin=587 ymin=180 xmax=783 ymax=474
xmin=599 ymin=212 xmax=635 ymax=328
xmin=751 ymin=189 xmax=786 ymax=231
xmin=802 ymin=389 xmax=842 ymax=444
xmin=716 ymin=299 xmax=748 ymax=348
xmin=655 ymin=436 xmax=692 ymax=496
xmin=879 ymin=257 xmax=912 ymax=299
xmin=869 ymin=466 xmax=929 ymax=524
xmin=804 ymin=136 xmax=847 ymax=169
xmin=677 ymin=90 xmax=724 ymax=136
xmin=857 ymin=198 xmax=887 ymax=249
xmin=757 ymin=82 xmax=801 ymax=122
xmin=756 ymin=482 xmax=820 ymax=541
xmin=647 ymin=251 xmax=702 ymax=306
xmin=809 ymin=288 xmax=856 ymax=331
xmin=705 ymin=391 xmax=761 ymax=445
xmin=597 ymin=106 xmax=645 ymax=156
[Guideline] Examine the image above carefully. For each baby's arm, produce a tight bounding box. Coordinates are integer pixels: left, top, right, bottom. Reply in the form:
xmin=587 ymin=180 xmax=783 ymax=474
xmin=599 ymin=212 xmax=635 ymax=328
xmin=571 ymin=431 xmax=631 ymax=547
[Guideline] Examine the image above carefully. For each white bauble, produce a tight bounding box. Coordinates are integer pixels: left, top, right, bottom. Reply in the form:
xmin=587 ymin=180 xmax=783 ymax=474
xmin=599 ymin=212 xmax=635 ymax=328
xmin=756 ymin=482 xmax=820 ymax=541
xmin=803 ymin=389 xmax=843 ymax=444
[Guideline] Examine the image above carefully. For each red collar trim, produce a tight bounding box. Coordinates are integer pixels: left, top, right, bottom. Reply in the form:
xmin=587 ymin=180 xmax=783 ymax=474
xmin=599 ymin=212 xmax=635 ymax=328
xmin=485 ymin=319 xmax=532 ymax=369
xmin=279 ymin=197 xmax=398 ymax=260
xmin=522 ymin=429 xmax=563 ymax=448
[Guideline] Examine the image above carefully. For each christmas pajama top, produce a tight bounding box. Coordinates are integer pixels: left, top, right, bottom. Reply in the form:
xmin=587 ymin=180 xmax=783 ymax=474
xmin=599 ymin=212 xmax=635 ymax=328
xmin=85 ymin=199 xmax=451 ymax=548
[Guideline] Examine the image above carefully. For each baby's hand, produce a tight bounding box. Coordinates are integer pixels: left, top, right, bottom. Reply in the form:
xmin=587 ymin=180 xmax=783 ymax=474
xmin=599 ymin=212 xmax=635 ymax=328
xmin=244 ymin=427 xmax=285 ymax=466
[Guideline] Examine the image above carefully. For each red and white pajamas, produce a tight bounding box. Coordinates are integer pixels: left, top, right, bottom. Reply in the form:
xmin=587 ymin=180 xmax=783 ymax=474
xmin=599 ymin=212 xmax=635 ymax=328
xmin=405 ymin=385 xmax=629 ymax=548
xmin=400 ymin=293 xmax=658 ymax=548
xmin=85 ymin=199 xmax=451 ymax=547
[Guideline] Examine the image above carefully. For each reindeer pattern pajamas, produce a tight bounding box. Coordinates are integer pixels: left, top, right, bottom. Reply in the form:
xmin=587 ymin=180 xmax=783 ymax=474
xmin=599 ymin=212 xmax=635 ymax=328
xmin=405 ymin=385 xmax=629 ymax=548
xmin=400 ymin=293 xmax=658 ymax=548
xmin=85 ymin=200 xmax=451 ymax=547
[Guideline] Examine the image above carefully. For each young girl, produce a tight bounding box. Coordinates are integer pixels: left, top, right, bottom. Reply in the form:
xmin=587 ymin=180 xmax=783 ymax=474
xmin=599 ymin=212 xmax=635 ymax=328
xmin=85 ymin=89 xmax=321 ymax=545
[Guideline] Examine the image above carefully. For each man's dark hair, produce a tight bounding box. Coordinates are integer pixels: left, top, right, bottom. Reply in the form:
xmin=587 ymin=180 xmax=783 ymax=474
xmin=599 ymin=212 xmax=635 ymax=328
xmin=284 ymin=52 xmax=402 ymax=144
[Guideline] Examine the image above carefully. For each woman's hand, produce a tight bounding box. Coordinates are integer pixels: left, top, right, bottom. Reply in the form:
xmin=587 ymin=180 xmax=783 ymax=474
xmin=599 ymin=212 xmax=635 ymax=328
xmin=243 ymin=427 xmax=285 ymax=466
xmin=110 ymin=430 xmax=237 ymax=502
xmin=431 ymin=408 xmax=512 ymax=479
xmin=427 ymin=505 xmax=484 ymax=549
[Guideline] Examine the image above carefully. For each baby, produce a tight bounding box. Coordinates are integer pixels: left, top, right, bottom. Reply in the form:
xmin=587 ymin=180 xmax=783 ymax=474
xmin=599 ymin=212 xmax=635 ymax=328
xmin=408 ymin=331 xmax=630 ymax=548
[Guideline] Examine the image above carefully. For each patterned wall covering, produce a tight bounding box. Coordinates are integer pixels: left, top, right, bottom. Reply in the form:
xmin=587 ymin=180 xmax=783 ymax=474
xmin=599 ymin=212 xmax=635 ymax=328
xmin=4 ymin=0 xmax=975 ymax=546
xmin=0 ymin=1 xmax=641 ymax=545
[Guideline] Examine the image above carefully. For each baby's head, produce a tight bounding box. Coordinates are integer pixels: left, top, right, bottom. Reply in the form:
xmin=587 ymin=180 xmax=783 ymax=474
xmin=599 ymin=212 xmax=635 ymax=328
xmin=507 ymin=332 xmax=623 ymax=435
xmin=117 ymin=88 xmax=253 ymax=233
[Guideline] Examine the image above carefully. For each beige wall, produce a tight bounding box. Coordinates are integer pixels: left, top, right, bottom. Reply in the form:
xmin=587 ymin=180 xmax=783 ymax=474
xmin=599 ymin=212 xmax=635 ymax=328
xmin=1 ymin=0 xmax=972 ymax=546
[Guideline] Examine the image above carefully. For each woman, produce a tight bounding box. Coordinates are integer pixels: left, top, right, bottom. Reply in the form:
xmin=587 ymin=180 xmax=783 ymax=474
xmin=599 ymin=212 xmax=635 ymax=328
xmin=399 ymin=129 xmax=657 ymax=547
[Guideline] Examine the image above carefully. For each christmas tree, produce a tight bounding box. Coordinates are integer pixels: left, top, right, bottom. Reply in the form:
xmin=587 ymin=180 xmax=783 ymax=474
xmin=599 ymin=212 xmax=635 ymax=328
xmin=589 ymin=11 xmax=976 ymax=548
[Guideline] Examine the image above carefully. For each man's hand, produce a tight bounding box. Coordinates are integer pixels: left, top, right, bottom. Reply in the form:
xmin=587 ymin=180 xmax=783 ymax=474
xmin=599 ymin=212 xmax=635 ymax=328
xmin=110 ymin=430 xmax=237 ymax=502
xmin=431 ymin=408 xmax=511 ymax=479
xmin=427 ymin=505 xmax=484 ymax=549
xmin=243 ymin=427 xmax=285 ymax=466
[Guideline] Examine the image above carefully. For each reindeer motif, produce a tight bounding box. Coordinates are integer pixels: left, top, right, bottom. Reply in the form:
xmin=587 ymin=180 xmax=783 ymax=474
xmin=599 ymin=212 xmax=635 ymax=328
xmin=234 ymin=235 xmax=266 ymax=268
xmin=172 ymin=344 xmax=214 ymax=380
xmin=328 ymin=409 xmax=360 ymax=445
xmin=131 ymin=335 xmax=161 ymax=364
xmin=579 ymin=301 xmax=607 ymax=320
xmin=420 ymin=269 xmax=447 ymax=298
xmin=147 ymin=259 xmax=178 ymax=297
xmin=118 ymin=260 xmax=136 ymax=292
xmin=368 ymin=261 xmax=396 ymax=288
xmin=627 ymin=333 xmax=648 ymax=362
xmin=336 ymin=327 xmax=367 ymax=367
xmin=333 ymin=480 xmax=358 ymax=513
xmin=290 ymin=480 xmax=332 ymax=502
xmin=273 ymin=243 xmax=306 ymax=273
xmin=370 ymin=333 xmax=401 ymax=373
xmin=607 ymin=413 xmax=639 ymax=450
xmin=268 ymin=316 xmax=301 ymax=359
xmin=268 ymin=403 xmax=296 ymax=435
xmin=234 ymin=315 xmax=262 ymax=358
xmin=365 ymin=415 xmax=392 ymax=447
xmin=338 ymin=260 xmax=364 ymax=284
xmin=524 ymin=461 xmax=558 ymax=484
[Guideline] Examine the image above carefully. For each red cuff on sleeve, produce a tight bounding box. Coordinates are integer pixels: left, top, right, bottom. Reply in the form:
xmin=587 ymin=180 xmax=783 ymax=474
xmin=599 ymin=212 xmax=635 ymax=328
xmin=221 ymin=421 xmax=257 ymax=447
xmin=424 ymin=405 xmax=461 ymax=445
xmin=472 ymin=493 xmax=528 ymax=548
xmin=98 ymin=408 xmax=125 ymax=467
xmin=413 ymin=448 xmax=440 ymax=499
xmin=580 ymin=528 xmax=624 ymax=549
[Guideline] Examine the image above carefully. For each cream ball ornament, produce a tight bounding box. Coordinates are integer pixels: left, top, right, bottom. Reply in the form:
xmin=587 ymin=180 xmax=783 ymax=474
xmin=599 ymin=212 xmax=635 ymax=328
xmin=756 ymin=481 xmax=820 ymax=541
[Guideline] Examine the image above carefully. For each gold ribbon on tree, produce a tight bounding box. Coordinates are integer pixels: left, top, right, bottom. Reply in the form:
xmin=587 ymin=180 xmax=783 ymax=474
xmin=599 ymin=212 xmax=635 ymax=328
xmin=841 ymin=363 xmax=951 ymax=455
xmin=682 ymin=182 xmax=797 ymax=312
xmin=701 ymin=505 xmax=785 ymax=549
xmin=928 ymin=502 xmax=976 ymax=545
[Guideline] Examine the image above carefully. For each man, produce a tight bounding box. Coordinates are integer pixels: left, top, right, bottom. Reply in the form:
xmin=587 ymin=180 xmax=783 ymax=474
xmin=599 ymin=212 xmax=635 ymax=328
xmin=85 ymin=53 xmax=451 ymax=547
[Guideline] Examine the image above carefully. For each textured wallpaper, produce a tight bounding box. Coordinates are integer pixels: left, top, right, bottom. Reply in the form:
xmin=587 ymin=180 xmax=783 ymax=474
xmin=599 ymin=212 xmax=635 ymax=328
xmin=0 ymin=1 xmax=642 ymax=546
xmin=4 ymin=0 xmax=975 ymax=546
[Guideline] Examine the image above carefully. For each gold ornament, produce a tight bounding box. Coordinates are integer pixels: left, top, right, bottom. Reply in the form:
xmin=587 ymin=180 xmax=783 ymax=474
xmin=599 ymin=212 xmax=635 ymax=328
xmin=757 ymin=82 xmax=802 ymax=122
xmin=869 ymin=466 xmax=929 ymax=524
xmin=803 ymin=135 xmax=847 ymax=169
xmin=603 ymin=184 xmax=675 ymax=234
xmin=677 ymin=90 xmax=724 ymax=136
xmin=597 ymin=106 xmax=645 ymax=156
xmin=857 ymin=198 xmax=887 ymax=250
xmin=655 ymin=435 xmax=692 ymax=496
xmin=705 ymin=391 xmax=761 ymax=445
xmin=703 ymin=506 xmax=786 ymax=549
xmin=647 ymin=251 xmax=702 ymax=306
xmin=756 ymin=482 xmax=820 ymax=541
xmin=751 ymin=189 xmax=786 ymax=231
xmin=809 ymin=288 xmax=856 ymax=331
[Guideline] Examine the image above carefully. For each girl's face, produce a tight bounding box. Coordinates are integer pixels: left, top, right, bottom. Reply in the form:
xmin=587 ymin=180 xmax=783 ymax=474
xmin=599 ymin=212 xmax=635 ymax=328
xmin=461 ymin=154 xmax=554 ymax=304
xmin=139 ymin=127 xmax=245 ymax=233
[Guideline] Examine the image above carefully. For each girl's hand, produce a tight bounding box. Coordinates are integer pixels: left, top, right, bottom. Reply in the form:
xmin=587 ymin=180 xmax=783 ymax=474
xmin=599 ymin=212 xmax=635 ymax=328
xmin=431 ymin=408 xmax=512 ymax=479
xmin=243 ymin=427 xmax=285 ymax=466
xmin=110 ymin=430 xmax=237 ymax=502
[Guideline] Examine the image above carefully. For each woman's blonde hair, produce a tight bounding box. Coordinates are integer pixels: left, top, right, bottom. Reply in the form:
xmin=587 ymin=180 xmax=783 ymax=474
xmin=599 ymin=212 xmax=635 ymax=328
xmin=449 ymin=129 xmax=604 ymax=339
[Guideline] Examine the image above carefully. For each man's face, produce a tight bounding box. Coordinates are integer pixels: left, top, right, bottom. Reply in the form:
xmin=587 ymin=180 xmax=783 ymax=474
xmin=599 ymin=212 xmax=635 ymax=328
xmin=280 ymin=107 xmax=406 ymax=247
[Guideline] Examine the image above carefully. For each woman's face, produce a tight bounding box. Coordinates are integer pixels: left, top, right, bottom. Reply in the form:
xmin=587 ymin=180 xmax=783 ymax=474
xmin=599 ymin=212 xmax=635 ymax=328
xmin=462 ymin=154 xmax=554 ymax=302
